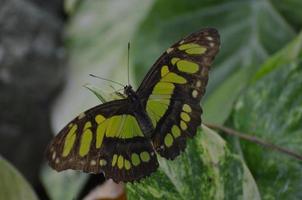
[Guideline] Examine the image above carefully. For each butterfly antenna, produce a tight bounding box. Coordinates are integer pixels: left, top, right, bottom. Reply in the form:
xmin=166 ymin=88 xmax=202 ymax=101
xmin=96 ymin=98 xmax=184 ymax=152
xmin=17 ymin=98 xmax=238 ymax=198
xmin=109 ymin=84 xmax=124 ymax=93
xmin=89 ymin=74 xmax=125 ymax=87
xmin=127 ymin=42 xmax=130 ymax=86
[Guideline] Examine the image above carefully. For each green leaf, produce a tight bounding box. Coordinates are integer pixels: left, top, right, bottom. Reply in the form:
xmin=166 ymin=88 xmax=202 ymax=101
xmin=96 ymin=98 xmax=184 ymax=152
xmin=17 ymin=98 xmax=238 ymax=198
xmin=203 ymin=67 xmax=250 ymax=124
xmin=0 ymin=156 xmax=38 ymax=200
xmin=271 ymin=0 xmax=302 ymax=29
xmin=127 ymin=125 xmax=260 ymax=200
xmin=253 ymin=32 xmax=302 ymax=80
xmin=132 ymin=0 xmax=296 ymax=125
xmin=233 ymin=32 xmax=302 ymax=199
xmin=84 ymin=84 xmax=126 ymax=103
xmin=83 ymin=84 xmax=110 ymax=103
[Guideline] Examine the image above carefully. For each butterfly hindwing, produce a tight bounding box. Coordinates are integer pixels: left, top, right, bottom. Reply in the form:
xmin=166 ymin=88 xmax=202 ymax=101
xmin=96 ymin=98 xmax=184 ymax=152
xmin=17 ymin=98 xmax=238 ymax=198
xmin=46 ymin=99 xmax=158 ymax=182
xmin=137 ymin=28 xmax=220 ymax=159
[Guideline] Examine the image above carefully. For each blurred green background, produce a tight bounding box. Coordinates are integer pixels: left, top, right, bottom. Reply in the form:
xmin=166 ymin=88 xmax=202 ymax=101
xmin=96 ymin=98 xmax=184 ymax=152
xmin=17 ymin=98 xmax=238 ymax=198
xmin=1 ymin=0 xmax=302 ymax=199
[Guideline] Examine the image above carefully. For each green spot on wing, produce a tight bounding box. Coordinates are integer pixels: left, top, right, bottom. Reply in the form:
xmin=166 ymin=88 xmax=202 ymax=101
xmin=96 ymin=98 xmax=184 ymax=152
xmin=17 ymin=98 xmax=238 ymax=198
xmin=112 ymin=154 xmax=118 ymax=166
xmin=171 ymin=125 xmax=181 ymax=138
xmin=131 ymin=153 xmax=140 ymax=166
xmin=140 ymin=151 xmax=150 ymax=162
xmin=185 ymin=47 xmax=206 ymax=54
xmin=79 ymin=129 xmax=93 ymax=157
xmin=117 ymin=155 xmax=124 ymax=169
xmin=164 ymin=134 xmax=173 ymax=147
xmin=62 ymin=124 xmax=77 ymax=157
xmin=178 ymin=43 xmax=201 ymax=50
xmin=125 ymin=160 xmax=131 ymax=170
xmin=176 ymin=60 xmax=199 ymax=74
xmin=161 ymin=73 xmax=187 ymax=84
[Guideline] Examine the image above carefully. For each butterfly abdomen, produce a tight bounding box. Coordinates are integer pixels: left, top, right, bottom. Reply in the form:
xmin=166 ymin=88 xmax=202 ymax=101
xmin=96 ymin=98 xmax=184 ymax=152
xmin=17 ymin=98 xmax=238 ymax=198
xmin=133 ymin=109 xmax=154 ymax=138
xmin=126 ymin=85 xmax=155 ymax=138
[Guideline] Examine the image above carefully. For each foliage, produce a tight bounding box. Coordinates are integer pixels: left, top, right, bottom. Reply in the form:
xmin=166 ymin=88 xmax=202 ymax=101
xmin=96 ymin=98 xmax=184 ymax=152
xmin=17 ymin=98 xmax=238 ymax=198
xmin=127 ymin=125 xmax=260 ymax=200
xmin=0 ymin=157 xmax=38 ymax=200
xmin=232 ymin=32 xmax=302 ymax=199
xmin=41 ymin=167 xmax=88 ymax=200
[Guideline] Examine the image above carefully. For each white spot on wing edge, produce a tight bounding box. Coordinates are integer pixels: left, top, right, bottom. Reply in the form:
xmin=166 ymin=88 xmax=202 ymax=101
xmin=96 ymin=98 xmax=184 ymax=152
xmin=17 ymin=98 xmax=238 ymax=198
xmin=192 ymin=90 xmax=198 ymax=98
xmin=196 ymin=80 xmax=202 ymax=88
xmin=206 ymin=36 xmax=213 ymax=41
xmin=78 ymin=112 xmax=86 ymax=119
xmin=166 ymin=47 xmax=174 ymax=53
xmin=90 ymin=160 xmax=97 ymax=166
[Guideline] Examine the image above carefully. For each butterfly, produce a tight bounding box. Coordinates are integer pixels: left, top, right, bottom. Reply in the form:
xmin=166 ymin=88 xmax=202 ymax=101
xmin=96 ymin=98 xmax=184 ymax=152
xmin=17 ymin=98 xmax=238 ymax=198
xmin=46 ymin=28 xmax=220 ymax=183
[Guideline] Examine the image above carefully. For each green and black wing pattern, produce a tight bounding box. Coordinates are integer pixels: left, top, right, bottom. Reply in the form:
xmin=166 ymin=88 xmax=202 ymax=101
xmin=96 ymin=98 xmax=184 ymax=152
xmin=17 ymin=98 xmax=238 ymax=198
xmin=46 ymin=99 xmax=158 ymax=182
xmin=137 ymin=28 xmax=220 ymax=159
xmin=46 ymin=28 xmax=220 ymax=183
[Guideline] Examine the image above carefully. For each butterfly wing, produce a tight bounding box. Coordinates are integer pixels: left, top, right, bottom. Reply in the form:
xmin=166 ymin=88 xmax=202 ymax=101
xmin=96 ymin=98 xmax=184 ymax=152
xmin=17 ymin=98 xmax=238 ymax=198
xmin=137 ymin=28 xmax=220 ymax=159
xmin=46 ymin=99 xmax=158 ymax=182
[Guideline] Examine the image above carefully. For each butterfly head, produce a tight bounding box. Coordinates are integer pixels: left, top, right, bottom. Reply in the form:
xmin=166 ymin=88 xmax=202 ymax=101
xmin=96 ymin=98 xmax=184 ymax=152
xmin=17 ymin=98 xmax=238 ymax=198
xmin=124 ymin=85 xmax=133 ymax=94
xmin=124 ymin=85 xmax=137 ymax=100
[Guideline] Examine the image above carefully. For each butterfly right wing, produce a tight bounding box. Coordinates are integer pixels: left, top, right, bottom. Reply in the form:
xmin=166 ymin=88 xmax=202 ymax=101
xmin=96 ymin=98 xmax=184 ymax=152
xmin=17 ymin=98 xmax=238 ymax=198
xmin=136 ymin=28 xmax=220 ymax=159
xmin=46 ymin=99 xmax=158 ymax=182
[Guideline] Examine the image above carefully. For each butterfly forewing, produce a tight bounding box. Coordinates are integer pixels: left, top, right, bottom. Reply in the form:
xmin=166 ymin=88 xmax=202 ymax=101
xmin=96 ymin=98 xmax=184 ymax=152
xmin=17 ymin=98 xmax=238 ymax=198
xmin=46 ymin=99 xmax=158 ymax=182
xmin=137 ymin=28 xmax=220 ymax=159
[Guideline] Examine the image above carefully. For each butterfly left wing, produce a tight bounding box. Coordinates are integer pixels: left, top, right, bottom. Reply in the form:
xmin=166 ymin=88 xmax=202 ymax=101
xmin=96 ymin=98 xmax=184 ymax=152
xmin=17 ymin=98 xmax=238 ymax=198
xmin=46 ymin=99 xmax=158 ymax=182
xmin=136 ymin=28 xmax=220 ymax=159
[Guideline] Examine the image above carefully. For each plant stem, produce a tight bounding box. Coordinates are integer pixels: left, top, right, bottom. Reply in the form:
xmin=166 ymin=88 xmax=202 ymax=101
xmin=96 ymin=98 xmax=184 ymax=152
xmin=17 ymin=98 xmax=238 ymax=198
xmin=204 ymin=122 xmax=302 ymax=161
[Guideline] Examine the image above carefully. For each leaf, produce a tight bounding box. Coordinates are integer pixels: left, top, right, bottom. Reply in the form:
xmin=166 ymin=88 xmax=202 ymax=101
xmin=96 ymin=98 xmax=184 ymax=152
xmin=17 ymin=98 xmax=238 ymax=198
xmin=83 ymin=83 xmax=126 ymax=103
xmin=127 ymin=125 xmax=260 ymax=200
xmin=83 ymin=84 xmax=108 ymax=103
xmin=271 ymin=0 xmax=302 ymax=29
xmin=132 ymin=0 xmax=296 ymax=125
xmin=233 ymin=32 xmax=302 ymax=199
xmin=253 ymin=32 xmax=302 ymax=80
xmin=0 ymin=156 xmax=38 ymax=200
xmin=41 ymin=165 xmax=88 ymax=200
xmin=203 ymin=67 xmax=250 ymax=124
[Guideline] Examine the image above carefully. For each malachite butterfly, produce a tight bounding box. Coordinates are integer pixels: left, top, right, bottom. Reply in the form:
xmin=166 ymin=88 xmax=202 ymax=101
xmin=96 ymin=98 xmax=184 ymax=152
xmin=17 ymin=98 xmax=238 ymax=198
xmin=46 ymin=28 xmax=220 ymax=182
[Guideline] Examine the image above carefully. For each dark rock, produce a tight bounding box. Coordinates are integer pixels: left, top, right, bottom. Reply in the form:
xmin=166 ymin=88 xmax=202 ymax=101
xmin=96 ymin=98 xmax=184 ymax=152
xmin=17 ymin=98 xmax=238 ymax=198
xmin=0 ymin=0 xmax=66 ymax=198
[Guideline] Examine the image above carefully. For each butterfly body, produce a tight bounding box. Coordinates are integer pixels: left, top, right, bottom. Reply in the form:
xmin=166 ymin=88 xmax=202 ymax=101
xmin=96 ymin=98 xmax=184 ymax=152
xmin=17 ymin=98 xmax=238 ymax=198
xmin=46 ymin=28 xmax=220 ymax=182
xmin=124 ymin=85 xmax=154 ymax=138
